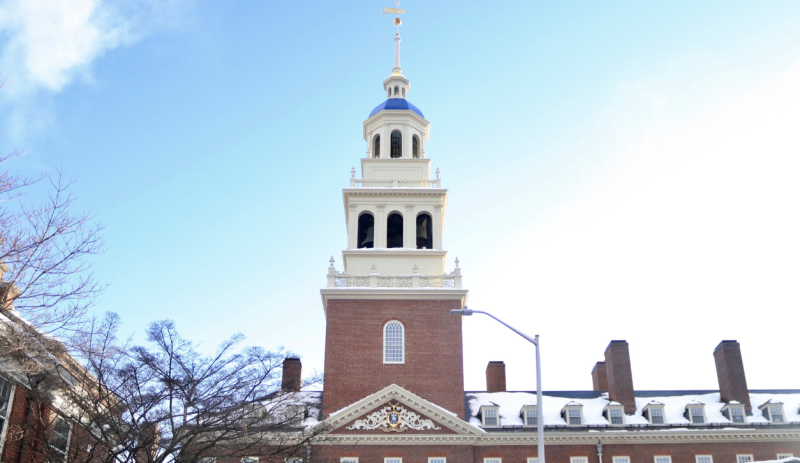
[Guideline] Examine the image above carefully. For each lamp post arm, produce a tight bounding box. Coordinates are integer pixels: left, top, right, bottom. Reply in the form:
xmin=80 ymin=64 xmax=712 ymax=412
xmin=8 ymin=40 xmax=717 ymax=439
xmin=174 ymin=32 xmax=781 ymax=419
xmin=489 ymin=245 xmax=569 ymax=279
xmin=468 ymin=310 xmax=538 ymax=345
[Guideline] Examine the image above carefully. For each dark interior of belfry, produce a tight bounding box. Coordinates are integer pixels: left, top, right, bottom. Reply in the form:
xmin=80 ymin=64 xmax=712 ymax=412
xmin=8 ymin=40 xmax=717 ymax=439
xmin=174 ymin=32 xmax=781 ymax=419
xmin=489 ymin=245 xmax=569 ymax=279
xmin=357 ymin=212 xmax=432 ymax=250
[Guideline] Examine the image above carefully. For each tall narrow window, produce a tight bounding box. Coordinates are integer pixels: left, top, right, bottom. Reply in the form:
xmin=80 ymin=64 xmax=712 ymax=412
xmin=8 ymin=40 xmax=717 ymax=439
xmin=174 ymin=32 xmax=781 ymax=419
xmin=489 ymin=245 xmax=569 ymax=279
xmin=390 ymin=130 xmax=402 ymax=158
xmin=402 ymin=88 xmax=405 ymax=97
xmin=373 ymin=135 xmax=381 ymax=158
xmin=412 ymin=135 xmax=419 ymax=158
xmin=394 ymin=86 xmax=399 ymax=95
xmin=383 ymin=321 xmax=404 ymax=363
xmin=0 ymin=378 xmax=12 ymax=440
xmin=387 ymin=212 xmax=403 ymax=248
xmin=416 ymin=213 xmax=432 ymax=249
xmin=50 ymin=415 xmax=71 ymax=461
xmin=690 ymin=406 xmax=705 ymax=424
xmin=388 ymin=89 xmax=391 ymax=98
xmin=650 ymin=407 xmax=664 ymax=424
xmin=357 ymin=213 xmax=375 ymax=249
xmin=568 ymin=408 xmax=582 ymax=425
xmin=730 ymin=406 xmax=745 ymax=423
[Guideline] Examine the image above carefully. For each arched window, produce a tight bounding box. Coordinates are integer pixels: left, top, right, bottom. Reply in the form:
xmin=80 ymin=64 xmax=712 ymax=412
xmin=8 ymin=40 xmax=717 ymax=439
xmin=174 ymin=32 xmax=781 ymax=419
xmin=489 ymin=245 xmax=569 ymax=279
xmin=416 ymin=213 xmax=432 ymax=249
xmin=394 ymin=86 xmax=399 ymax=96
xmin=386 ymin=212 xmax=403 ymax=248
xmin=383 ymin=321 xmax=404 ymax=363
xmin=390 ymin=130 xmax=402 ymax=158
xmin=388 ymin=89 xmax=391 ymax=98
xmin=402 ymin=88 xmax=406 ymax=97
xmin=357 ymin=213 xmax=375 ymax=249
xmin=412 ymin=135 xmax=419 ymax=158
xmin=373 ymin=134 xmax=380 ymax=158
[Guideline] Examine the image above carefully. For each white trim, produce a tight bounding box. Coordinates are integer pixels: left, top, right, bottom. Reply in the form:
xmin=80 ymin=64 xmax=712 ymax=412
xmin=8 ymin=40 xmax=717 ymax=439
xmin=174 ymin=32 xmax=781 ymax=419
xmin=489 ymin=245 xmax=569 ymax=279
xmin=695 ymin=455 xmax=713 ymax=463
xmin=0 ymin=380 xmax=16 ymax=458
xmin=736 ymin=455 xmax=753 ymax=463
xmin=604 ymin=404 xmax=626 ymax=426
xmin=484 ymin=458 xmax=502 ymax=463
xmin=777 ymin=454 xmax=794 ymax=460
xmin=613 ymin=457 xmax=630 ymax=463
xmin=562 ymin=404 xmax=584 ymax=426
xmin=384 ymin=458 xmax=402 ymax=463
xmin=49 ymin=414 xmax=72 ymax=462
xmin=570 ymin=458 xmax=589 ymax=463
xmin=383 ymin=320 xmax=405 ymax=364
xmin=340 ymin=458 xmax=359 ymax=463
xmin=480 ymin=405 xmax=501 ymax=428
xmin=686 ymin=404 xmax=706 ymax=424
xmin=321 ymin=288 xmax=468 ymax=315
xmin=241 ymin=458 xmax=259 ymax=463
xmin=521 ymin=405 xmax=538 ymax=427
xmin=527 ymin=458 xmax=539 ymax=463
xmin=654 ymin=456 xmax=672 ymax=463
xmin=428 ymin=458 xmax=446 ymax=463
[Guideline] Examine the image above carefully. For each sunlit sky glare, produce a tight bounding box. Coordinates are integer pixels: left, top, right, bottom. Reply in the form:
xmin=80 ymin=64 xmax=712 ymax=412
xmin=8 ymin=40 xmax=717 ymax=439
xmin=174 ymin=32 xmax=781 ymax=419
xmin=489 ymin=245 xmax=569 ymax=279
xmin=1 ymin=0 xmax=799 ymax=393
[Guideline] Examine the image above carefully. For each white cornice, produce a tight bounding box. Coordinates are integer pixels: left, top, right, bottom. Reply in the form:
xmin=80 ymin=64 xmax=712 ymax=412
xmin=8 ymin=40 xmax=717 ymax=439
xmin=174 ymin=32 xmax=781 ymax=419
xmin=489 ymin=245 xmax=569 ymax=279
xmin=316 ymin=428 xmax=800 ymax=446
xmin=343 ymin=189 xmax=448 ymax=197
xmin=341 ymin=250 xmax=448 ymax=258
xmin=320 ymin=288 xmax=468 ymax=314
xmin=322 ymin=383 xmax=483 ymax=436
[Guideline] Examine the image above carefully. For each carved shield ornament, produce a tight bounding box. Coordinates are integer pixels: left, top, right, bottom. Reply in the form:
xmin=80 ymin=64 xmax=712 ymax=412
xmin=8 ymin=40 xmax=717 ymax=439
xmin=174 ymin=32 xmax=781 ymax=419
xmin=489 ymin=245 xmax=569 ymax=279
xmin=346 ymin=400 xmax=441 ymax=433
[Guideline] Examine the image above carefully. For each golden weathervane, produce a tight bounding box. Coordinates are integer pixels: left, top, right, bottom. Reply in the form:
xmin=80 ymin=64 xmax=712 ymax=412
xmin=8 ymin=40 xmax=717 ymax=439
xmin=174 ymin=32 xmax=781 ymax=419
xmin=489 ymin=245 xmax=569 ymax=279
xmin=382 ymin=0 xmax=407 ymax=26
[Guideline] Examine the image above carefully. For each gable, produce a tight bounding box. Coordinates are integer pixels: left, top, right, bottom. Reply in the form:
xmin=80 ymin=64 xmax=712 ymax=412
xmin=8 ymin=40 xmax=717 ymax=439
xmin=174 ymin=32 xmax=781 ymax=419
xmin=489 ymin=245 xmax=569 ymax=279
xmin=324 ymin=384 xmax=482 ymax=436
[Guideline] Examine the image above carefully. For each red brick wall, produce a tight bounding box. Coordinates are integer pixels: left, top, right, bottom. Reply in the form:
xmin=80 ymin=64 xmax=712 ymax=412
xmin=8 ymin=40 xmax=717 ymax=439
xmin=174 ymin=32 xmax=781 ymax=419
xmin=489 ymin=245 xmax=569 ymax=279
xmin=605 ymin=341 xmax=636 ymax=414
xmin=1 ymin=385 xmax=30 ymax=463
xmin=713 ymin=341 xmax=751 ymax=412
xmin=592 ymin=362 xmax=608 ymax=392
xmin=322 ymin=299 xmax=465 ymax=419
xmin=486 ymin=362 xmax=507 ymax=393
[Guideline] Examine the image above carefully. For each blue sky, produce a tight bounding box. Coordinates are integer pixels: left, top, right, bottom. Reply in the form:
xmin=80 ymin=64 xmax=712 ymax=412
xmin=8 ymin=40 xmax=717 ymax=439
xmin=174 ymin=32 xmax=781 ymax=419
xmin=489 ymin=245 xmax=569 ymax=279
xmin=1 ymin=0 xmax=799 ymax=392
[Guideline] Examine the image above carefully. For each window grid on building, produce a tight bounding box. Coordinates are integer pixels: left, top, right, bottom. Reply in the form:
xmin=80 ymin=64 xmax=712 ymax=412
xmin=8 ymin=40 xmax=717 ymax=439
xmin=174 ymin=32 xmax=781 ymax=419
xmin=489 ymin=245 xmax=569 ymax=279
xmin=737 ymin=455 xmax=753 ymax=463
xmin=484 ymin=458 xmax=502 ymax=463
xmin=525 ymin=408 xmax=538 ymax=426
xmin=49 ymin=416 xmax=71 ymax=461
xmin=690 ymin=407 xmax=705 ymax=423
xmin=571 ymin=458 xmax=589 ymax=463
xmin=384 ymin=321 xmax=404 ymax=363
xmin=650 ymin=407 xmax=664 ymax=424
xmin=429 ymin=458 xmax=446 ymax=463
xmin=0 ymin=378 xmax=13 ymax=438
xmin=341 ymin=459 xmax=358 ymax=463
xmin=696 ymin=455 xmax=713 ymax=463
xmin=568 ymin=408 xmax=582 ymax=425
xmin=385 ymin=458 xmax=402 ymax=463
xmin=483 ymin=408 xmax=498 ymax=426
xmin=655 ymin=456 xmax=672 ymax=463
xmin=731 ymin=406 xmax=745 ymax=423
xmin=609 ymin=408 xmax=624 ymax=425
xmin=613 ymin=457 xmax=631 ymax=463
xmin=777 ymin=454 xmax=794 ymax=460
xmin=527 ymin=458 xmax=539 ymax=463
xmin=769 ymin=406 xmax=784 ymax=423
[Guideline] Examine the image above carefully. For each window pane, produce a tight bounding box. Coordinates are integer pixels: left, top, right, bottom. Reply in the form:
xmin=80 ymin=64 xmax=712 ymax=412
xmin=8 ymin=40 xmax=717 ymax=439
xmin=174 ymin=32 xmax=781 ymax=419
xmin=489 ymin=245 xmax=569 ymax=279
xmin=384 ymin=322 xmax=404 ymax=363
xmin=386 ymin=459 xmax=402 ymax=463
xmin=528 ymin=459 xmax=539 ymax=463
xmin=429 ymin=459 xmax=446 ymax=463
xmin=485 ymin=459 xmax=502 ymax=463
xmin=50 ymin=416 xmax=70 ymax=456
xmin=770 ymin=406 xmax=784 ymax=422
xmin=613 ymin=457 xmax=630 ymax=463
xmin=777 ymin=454 xmax=794 ymax=460
xmin=571 ymin=458 xmax=588 ymax=463
xmin=655 ymin=457 xmax=672 ymax=463
xmin=525 ymin=408 xmax=538 ymax=426
xmin=484 ymin=409 xmax=498 ymax=426
xmin=341 ymin=459 xmax=358 ymax=463
xmin=690 ymin=407 xmax=704 ymax=423
xmin=737 ymin=456 xmax=753 ymax=463
xmin=696 ymin=456 xmax=713 ymax=463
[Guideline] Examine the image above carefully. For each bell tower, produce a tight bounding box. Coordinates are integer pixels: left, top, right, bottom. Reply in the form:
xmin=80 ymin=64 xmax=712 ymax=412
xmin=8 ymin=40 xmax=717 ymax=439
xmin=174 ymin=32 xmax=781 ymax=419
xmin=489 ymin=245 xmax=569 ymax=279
xmin=320 ymin=6 xmax=469 ymax=419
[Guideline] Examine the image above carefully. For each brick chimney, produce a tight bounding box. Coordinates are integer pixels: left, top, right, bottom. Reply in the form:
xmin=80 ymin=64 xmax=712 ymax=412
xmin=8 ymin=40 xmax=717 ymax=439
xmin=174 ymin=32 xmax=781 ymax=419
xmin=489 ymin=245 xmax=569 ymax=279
xmin=281 ymin=357 xmax=302 ymax=392
xmin=604 ymin=340 xmax=636 ymax=414
xmin=486 ymin=361 xmax=506 ymax=392
xmin=592 ymin=361 xmax=608 ymax=391
xmin=714 ymin=340 xmax=751 ymax=412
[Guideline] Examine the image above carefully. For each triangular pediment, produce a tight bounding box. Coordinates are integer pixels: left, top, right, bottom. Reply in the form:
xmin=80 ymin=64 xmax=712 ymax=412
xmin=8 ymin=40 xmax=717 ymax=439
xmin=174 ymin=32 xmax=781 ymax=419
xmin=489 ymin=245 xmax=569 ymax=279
xmin=323 ymin=384 xmax=483 ymax=435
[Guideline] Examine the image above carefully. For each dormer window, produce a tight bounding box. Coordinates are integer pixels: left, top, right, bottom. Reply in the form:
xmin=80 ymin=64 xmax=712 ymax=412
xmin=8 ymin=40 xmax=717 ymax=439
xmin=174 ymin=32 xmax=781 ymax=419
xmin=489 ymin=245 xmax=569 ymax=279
xmin=604 ymin=404 xmax=625 ymax=426
xmin=520 ymin=405 xmax=537 ymax=427
xmin=721 ymin=403 xmax=746 ymax=424
xmin=561 ymin=402 xmax=583 ymax=426
xmin=685 ymin=403 xmax=706 ymax=424
xmin=480 ymin=405 xmax=500 ymax=427
xmin=759 ymin=401 xmax=785 ymax=423
xmin=286 ymin=405 xmax=306 ymax=427
xmin=643 ymin=402 xmax=665 ymax=424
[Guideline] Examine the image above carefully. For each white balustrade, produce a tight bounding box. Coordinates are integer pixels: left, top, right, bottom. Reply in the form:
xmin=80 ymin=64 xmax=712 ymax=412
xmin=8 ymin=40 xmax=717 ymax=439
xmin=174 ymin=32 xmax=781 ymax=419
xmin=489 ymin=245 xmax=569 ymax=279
xmin=326 ymin=267 xmax=462 ymax=289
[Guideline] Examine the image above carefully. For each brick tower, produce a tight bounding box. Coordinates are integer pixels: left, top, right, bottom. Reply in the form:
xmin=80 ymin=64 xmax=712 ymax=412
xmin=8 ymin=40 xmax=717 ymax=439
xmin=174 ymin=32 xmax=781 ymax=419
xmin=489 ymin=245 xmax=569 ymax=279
xmin=320 ymin=17 xmax=468 ymax=419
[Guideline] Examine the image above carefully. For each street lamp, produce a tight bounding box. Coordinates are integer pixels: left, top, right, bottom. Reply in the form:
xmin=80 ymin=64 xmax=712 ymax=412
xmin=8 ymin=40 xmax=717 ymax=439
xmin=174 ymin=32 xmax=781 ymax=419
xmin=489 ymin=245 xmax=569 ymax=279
xmin=451 ymin=307 xmax=545 ymax=463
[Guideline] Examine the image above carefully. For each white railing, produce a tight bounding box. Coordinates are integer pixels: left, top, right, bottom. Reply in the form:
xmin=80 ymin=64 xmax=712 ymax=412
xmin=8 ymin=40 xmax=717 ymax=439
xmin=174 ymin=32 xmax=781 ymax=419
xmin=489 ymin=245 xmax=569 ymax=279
xmin=327 ymin=269 xmax=462 ymax=289
xmin=348 ymin=167 xmax=442 ymax=188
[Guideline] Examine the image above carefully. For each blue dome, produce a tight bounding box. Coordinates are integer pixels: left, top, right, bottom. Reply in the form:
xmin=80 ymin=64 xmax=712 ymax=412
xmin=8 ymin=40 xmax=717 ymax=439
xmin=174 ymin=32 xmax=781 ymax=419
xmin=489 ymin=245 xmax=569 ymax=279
xmin=369 ymin=98 xmax=424 ymax=118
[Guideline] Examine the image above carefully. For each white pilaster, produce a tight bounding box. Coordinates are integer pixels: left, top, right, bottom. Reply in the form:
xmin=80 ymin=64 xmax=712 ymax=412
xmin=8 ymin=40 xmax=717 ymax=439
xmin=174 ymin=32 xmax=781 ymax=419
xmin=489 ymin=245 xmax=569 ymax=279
xmin=347 ymin=203 xmax=358 ymax=249
xmin=404 ymin=204 xmax=415 ymax=248
xmin=433 ymin=203 xmax=443 ymax=250
xmin=375 ymin=204 xmax=387 ymax=248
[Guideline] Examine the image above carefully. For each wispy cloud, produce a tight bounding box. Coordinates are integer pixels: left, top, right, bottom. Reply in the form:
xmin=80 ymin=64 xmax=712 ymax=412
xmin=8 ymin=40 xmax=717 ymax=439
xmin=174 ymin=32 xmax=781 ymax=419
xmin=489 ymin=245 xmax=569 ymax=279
xmin=0 ymin=0 xmax=188 ymax=138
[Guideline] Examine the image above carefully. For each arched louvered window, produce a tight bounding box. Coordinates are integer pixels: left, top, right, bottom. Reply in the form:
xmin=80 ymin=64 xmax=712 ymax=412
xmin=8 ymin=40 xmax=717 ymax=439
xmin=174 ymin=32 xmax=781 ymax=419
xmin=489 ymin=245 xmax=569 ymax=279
xmin=387 ymin=212 xmax=403 ymax=248
xmin=384 ymin=321 xmax=404 ymax=363
xmin=394 ymin=86 xmax=399 ymax=96
xmin=390 ymin=130 xmax=402 ymax=158
xmin=388 ymin=88 xmax=391 ymax=98
xmin=416 ymin=213 xmax=432 ymax=249
xmin=357 ymin=213 xmax=375 ymax=249
xmin=412 ymin=135 xmax=419 ymax=158
xmin=373 ymin=134 xmax=380 ymax=158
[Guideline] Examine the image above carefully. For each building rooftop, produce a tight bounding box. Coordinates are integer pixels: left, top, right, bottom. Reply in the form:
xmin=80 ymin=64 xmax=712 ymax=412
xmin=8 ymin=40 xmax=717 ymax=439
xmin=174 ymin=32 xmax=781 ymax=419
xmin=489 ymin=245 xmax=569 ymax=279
xmin=369 ymin=98 xmax=424 ymax=118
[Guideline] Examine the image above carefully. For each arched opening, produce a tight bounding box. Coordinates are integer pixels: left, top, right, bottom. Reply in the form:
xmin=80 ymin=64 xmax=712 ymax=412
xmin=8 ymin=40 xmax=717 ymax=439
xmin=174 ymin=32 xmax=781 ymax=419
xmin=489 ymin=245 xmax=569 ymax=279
xmin=373 ymin=135 xmax=380 ymax=158
xmin=383 ymin=321 xmax=404 ymax=363
xmin=357 ymin=213 xmax=375 ymax=249
xmin=388 ymin=89 xmax=391 ymax=98
xmin=402 ymin=88 xmax=405 ymax=97
xmin=390 ymin=130 xmax=402 ymax=158
xmin=386 ymin=212 xmax=403 ymax=248
xmin=412 ymin=135 xmax=419 ymax=158
xmin=394 ymin=86 xmax=399 ymax=96
xmin=416 ymin=213 xmax=432 ymax=249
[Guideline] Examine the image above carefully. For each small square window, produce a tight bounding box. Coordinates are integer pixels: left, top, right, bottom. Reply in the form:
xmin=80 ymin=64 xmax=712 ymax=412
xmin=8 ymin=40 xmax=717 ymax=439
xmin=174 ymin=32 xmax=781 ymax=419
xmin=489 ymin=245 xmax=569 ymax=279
xmin=571 ymin=458 xmax=589 ymax=463
xmin=385 ymin=458 xmax=402 ymax=463
xmin=524 ymin=408 xmax=538 ymax=426
xmin=568 ymin=408 xmax=582 ymax=425
xmin=341 ymin=459 xmax=358 ymax=463
xmin=613 ymin=457 xmax=630 ymax=463
xmin=737 ymin=455 xmax=753 ymax=463
xmin=690 ymin=407 xmax=705 ymax=424
xmin=482 ymin=408 xmax=499 ymax=427
xmin=655 ymin=456 xmax=672 ymax=463
xmin=484 ymin=459 xmax=502 ymax=463
xmin=769 ymin=406 xmax=784 ymax=423
xmin=650 ymin=407 xmax=664 ymax=424
xmin=429 ymin=458 xmax=446 ymax=463
xmin=527 ymin=458 xmax=539 ymax=463
xmin=777 ymin=454 xmax=794 ymax=460
xmin=730 ymin=407 xmax=745 ymax=423
xmin=696 ymin=455 xmax=713 ymax=463
xmin=609 ymin=408 xmax=624 ymax=425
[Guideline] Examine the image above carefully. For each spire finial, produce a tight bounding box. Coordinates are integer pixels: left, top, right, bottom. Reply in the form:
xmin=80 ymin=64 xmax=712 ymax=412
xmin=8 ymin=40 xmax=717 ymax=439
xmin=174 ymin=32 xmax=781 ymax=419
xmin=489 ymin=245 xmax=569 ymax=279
xmin=382 ymin=1 xmax=407 ymax=75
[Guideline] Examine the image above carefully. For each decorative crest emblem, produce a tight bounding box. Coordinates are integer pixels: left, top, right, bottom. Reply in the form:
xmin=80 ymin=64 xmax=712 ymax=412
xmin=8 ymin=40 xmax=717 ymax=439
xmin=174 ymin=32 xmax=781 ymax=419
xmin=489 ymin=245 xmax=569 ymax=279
xmin=346 ymin=400 xmax=441 ymax=433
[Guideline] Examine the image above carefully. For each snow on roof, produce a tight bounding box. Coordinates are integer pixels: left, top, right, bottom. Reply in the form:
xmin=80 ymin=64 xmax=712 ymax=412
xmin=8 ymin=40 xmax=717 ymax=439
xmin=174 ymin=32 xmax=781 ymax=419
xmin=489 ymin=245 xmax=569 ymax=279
xmin=262 ymin=391 xmax=322 ymax=427
xmin=466 ymin=391 xmax=800 ymax=429
xmin=760 ymin=398 xmax=784 ymax=406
